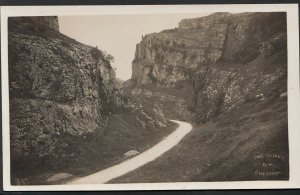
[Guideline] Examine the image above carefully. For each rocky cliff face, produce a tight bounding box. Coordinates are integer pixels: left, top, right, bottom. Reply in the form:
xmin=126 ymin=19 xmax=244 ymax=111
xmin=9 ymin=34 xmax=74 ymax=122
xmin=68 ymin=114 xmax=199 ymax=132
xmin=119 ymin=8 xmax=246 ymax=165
xmin=9 ymin=16 xmax=170 ymax=183
xmin=131 ymin=12 xmax=287 ymax=123
xmin=8 ymin=17 xmax=123 ymax=179
xmin=113 ymin=12 xmax=288 ymax=182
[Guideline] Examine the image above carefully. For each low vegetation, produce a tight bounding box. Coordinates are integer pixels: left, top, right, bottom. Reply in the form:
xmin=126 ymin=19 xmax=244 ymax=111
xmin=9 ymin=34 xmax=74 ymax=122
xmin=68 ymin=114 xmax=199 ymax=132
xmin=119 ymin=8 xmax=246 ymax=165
xmin=112 ymin=91 xmax=288 ymax=182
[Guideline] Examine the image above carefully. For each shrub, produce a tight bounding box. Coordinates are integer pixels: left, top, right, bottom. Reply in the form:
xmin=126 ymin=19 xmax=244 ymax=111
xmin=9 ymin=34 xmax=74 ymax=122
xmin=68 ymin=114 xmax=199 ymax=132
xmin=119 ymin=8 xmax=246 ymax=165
xmin=90 ymin=47 xmax=101 ymax=61
xmin=90 ymin=46 xmax=115 ymax=63
xmin=244 ymin=93 xmax=255 ymax=103
xmin=166 ymin=65 xmax=173 ymax=74
xmin=175 ymin=82 xmax=184 ymax=89
xmin=103 ymin=52 xmax=115 ymax=63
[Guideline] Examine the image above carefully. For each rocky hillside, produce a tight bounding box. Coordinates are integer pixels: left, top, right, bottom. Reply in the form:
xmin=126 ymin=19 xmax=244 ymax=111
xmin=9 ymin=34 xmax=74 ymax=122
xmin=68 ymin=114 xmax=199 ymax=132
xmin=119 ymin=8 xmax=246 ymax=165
xmin=129 ymin=12 xmax=287 ymax=123
xmin=112 ymin=12 xmax=289 ymax=182
xmin=8 ymin=16 xmax=170 ymax=184
xmin=9 ymin=17 xmax=123 ymax=143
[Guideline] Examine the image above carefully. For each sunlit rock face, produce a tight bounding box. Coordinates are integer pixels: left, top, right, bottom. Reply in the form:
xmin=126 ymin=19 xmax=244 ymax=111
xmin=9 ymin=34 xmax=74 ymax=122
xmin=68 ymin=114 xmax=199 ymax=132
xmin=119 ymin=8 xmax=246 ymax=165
xmin=131 ymin=12 xmax=287 ymax=123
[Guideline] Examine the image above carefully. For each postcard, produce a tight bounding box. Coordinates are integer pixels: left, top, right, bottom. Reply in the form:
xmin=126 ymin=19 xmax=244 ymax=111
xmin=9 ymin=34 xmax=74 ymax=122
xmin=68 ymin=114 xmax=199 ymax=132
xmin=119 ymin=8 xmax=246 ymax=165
xmin=1 ymin=4 xmax=300 ymax=191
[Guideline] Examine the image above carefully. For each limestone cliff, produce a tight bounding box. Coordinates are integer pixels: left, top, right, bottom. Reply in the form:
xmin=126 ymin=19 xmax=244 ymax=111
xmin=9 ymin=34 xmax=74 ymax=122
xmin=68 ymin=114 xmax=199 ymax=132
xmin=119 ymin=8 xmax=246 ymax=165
xmin=9 ymin=16 xmax=122 ymax=175
xmin=113 ymin=12 xmax=288 ymax=182
xmin=8 ymin=16 xmax=168 ymax=183
xmin=130 ymin=12 xmax=287 ymax=123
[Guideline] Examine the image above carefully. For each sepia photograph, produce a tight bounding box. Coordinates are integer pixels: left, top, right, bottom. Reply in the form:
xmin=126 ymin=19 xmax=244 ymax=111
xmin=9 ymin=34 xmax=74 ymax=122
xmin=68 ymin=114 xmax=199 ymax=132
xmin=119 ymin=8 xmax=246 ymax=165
xmin=1 ymin=4 xmax=300 ymax=191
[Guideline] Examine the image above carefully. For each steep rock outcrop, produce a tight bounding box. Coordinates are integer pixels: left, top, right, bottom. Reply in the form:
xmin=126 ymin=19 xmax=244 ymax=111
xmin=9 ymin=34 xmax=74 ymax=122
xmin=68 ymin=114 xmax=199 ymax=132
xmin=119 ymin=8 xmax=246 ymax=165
xmin=10 ymin=16 xmax=60 ymax=32
xmin=8 ymin=17 xmax=124 ymax=178
xmin=131 ymin=12 xmax=287 ymax=123
xmin=9 ymin=16 xmax=170 ymax=183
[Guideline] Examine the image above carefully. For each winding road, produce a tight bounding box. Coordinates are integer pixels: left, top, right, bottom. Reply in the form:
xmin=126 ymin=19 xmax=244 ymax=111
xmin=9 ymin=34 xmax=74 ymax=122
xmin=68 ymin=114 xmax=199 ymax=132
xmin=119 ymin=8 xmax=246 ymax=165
xmin=68 ymin=120 xmax=192 ymax=184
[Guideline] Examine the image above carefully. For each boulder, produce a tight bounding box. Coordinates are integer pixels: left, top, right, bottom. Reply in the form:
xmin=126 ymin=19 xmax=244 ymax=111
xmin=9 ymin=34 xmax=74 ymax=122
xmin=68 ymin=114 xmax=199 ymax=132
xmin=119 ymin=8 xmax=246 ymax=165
xmin=124 ymin=150 xmax=140 ymax=158
xmin=46 ymin=173 xmax=73 ymax=183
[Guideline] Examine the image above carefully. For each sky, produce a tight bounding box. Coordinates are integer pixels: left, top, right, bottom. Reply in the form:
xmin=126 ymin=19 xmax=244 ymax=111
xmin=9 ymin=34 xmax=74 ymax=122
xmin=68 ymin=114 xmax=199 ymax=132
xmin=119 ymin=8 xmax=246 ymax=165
xmin=59 ymin=13 xmax=210 ymax=80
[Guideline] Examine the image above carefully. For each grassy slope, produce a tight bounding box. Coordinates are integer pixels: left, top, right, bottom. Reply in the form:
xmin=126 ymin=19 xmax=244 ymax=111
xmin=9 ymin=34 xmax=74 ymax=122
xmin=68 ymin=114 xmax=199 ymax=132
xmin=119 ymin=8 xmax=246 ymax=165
xmin=110 ymin=48 xmax=288 ymax=183
xmin=111 ymin=81 xmax=288 ymax=183
xmin=109 ymin=15 xmax=288 ymax=183
xmin=18 ymin=112 xmax=177 ymax=185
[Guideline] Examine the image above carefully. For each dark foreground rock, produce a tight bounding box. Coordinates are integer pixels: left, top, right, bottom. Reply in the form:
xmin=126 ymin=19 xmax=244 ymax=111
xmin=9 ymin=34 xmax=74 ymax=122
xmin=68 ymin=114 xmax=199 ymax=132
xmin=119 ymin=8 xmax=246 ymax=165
xmin=8 ymin=16 xmax=170 ymax=184
xmin=9 ymin=17 xmax=121 ymax=178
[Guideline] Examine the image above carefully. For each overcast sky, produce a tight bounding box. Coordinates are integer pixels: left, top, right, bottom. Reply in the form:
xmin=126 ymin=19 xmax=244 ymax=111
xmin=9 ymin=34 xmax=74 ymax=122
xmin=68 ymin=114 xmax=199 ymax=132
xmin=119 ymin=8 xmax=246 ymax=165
xmin=59 ymin=13 xmax=210 ymax=80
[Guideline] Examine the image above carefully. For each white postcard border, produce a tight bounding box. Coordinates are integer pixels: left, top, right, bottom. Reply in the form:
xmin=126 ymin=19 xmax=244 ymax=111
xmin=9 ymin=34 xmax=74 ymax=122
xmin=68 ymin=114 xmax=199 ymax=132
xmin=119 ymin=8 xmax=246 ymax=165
xmin=1 ymin=4 xmax=300 ymax=191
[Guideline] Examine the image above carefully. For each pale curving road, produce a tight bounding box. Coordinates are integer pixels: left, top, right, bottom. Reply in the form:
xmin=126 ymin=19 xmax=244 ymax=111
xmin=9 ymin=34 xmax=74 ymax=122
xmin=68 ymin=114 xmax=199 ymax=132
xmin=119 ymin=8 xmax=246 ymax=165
xmin=68 ymin=120 xmax=192 ymax=184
